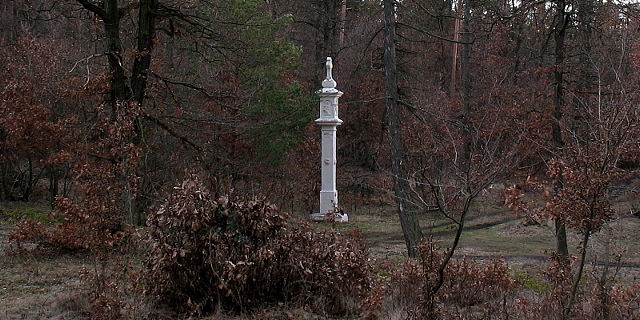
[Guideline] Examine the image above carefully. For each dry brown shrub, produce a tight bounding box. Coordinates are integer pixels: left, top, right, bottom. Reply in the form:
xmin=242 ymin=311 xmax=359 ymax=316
xmin=144 ymin=175 xmax=371 ymax=316
xmin=511 ymin=254 xmax=640 ymax=320
xmin=362 ymin=238 xmax=516 ymax=320
xmin=6 ymin=219 xmax=50 ymax=254
xmin=361 ymin=261 xmax=423 ymax=320
xmin=5 ymin=103 xmax=142 ymax=319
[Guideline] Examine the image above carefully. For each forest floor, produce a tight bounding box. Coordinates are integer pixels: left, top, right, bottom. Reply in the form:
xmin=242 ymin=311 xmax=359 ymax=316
xmin=1 ymin=199 xmax=639 ymax=319
xmin=329 ymin=201 xmax=640 ymax=283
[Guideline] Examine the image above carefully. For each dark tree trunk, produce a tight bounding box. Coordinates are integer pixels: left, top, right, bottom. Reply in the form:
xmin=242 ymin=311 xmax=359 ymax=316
xmin=339 ymin=0 xmax=346 ymax=46
xmin=383 ymin=0 xmax=422 ymax=258
xmin=565 ymin=1 xmax=597 ymax=316
xmin=131 ymin=0 xmax=158 ymax=106
xmin=49 ymin=168 xmax=59 ymax=209
xmin=23 ymin=156 xmax=33 ymax=201
xmin=77 ymin=0 xmax=160 ymax=221
xmin=0 ymin=147 xmax=6 ymax=201
xmin=103 ymin=0 xmax=131 ymax=116
xmin=315 ymin=0 xmax=340 ymax=83
xmin=552 ymin=0 xmax=569 ymax=258
xmin=0 ymin=164 xmax=5 ymax=201
xmin=128 ymin=0 xmax=159 ymax=224
xmin=461 ymin=0 xmax=471 ymax=170
xmin=451 ymin=0 xmax=462 ymax=96
xmin=572 ymin=0 xmax=594 ymax=142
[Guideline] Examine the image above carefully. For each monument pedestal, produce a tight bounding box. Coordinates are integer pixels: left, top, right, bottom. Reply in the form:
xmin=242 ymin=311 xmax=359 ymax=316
xmin=310 ymin=57 xmax=347 ymax=223
xmin=311 ymin=211 xmax=348 ymax=222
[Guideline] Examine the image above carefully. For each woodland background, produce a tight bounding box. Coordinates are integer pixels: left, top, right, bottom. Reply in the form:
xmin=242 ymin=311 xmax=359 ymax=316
xmin=1 ymin=0 xmax=640 ymax=319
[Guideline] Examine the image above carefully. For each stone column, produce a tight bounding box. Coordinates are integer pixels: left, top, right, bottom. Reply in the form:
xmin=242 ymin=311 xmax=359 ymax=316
xmin=311 ymin=57 xmax=348 ymax=222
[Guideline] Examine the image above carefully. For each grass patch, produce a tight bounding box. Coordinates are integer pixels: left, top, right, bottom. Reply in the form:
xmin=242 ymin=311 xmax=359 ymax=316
xmin=457 ymin=223 xmax=556 ymax=257
xmin=511 ymin=269 xmax=547 ymax=293
xmin=0 ymin=206 xmax=55 ymax=224
xmin=4 ymin=208 xmax=54 ymax=224
xmin=426 ymin=222 xmax=457 ymax=234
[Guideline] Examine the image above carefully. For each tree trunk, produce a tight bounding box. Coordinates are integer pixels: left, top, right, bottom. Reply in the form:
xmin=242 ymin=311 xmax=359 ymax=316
xmin=103 ymin=0 xmax=131 ymax=116
xmin=0 ymin=155 xmax=6 ymax=201
xmin=566 ymin=4 xmax=596 ymax=308
xmin=450 ymin=0 xmax=463 ymax=96
xmin=128 ymin=0 xmax=158 ymax=221
xmin=383 ymin=0 xmax=422 ymax=258
xmin=461 ymin=0 xmax=471 ymax=169
xmin=314 ymin=0 xmax=341 ymax=80
xmin=553 ymin=0 xmax=569 ymax=258
xmin=77 ymin=0 xmax=159 ymax=221
xmin=131 ymin=0 xmax=158 ymax=106
xmin=23 ymin=155 xmax=33 ymax=201
xmin=313 ymin=3 xmax=326 ymax=87
xmin=49 ymin=168 xmax=58 ymax=208
xmin=0 ymin=169 xmax=4 ymax=201
xmin=572 ymin=0 xmax=594 ymax=142
xmin=339 ymin=0 xmax=347 ymax=46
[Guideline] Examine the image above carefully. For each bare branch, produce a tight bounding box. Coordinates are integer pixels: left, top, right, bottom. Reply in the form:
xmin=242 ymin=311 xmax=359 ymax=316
xmin=141 ymin=113 xmax=202 ymax=151
xmin=76 ymin=0 xmax=106 ymax=19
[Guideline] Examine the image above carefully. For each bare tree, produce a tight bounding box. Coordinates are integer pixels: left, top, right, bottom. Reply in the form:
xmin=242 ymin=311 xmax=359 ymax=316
xmin=383 ymin=0 xmax=423 ymax=257
xmin=551 ymin=0 xmax=570 ymax=257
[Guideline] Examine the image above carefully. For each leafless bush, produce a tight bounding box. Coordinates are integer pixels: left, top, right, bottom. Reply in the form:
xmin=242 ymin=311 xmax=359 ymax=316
xmin=144 ymin=175 xmax=371 ymax=316
xmin=362 ymin=238 xmax=516 ymax=320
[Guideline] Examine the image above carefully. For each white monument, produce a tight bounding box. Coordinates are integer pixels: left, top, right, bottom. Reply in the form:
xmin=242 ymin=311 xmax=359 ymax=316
xmin=311 ymin=57 xmax=348 ymax=222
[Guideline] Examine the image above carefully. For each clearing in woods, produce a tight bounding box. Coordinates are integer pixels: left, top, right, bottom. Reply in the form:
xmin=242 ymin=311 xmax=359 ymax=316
xmin=1 ymin=200 xmax=639 ymax=318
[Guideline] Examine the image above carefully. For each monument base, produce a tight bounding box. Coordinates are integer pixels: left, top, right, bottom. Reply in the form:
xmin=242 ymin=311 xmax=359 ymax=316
xmin=310 ymin=212 xmax=349 ymax=223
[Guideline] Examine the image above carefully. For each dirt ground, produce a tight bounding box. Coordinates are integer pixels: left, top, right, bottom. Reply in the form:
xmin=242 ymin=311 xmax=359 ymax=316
xmin=0 ymin=202 xmax=90 ymax=319
xmin=1 ymin=200 xmax=639 ymax=319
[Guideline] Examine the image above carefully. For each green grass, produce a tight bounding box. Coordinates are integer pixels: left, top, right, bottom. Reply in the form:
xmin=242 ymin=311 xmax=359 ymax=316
xmin=458 ymin=225 xmax=555 ymax=257
xmin=0 ymin=207 xmax=55 ymax=224
xmin=511 ymin=269 xmax=547 ymax=293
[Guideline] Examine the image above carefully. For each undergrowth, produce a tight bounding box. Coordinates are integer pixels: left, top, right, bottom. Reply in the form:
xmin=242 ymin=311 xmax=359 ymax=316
xmin=144 ymin=175 xmax=372 ymax=317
